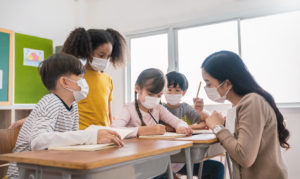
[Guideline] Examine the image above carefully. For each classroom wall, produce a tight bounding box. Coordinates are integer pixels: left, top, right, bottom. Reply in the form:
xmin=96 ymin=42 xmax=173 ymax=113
xmin=0 ymin=0 xmax=78 ymax=47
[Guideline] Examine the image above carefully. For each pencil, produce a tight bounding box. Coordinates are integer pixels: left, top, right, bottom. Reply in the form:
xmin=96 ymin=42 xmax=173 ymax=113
xmin=196 ymin=81 xmax=202 ymax=98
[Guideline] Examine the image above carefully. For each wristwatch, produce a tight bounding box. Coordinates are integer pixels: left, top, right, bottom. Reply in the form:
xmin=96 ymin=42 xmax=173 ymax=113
xmin=213 ymin=125 xmax=224 ymax=134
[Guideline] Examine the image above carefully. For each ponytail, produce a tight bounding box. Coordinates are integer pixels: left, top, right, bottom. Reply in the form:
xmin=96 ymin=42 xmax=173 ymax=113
xmin=62 ymin=27 xmax=92 ymax=59
xmin=106 ymin=28 xmax=128 ymax=67
xmin=135 ymin=91 xmax=146 ymax=126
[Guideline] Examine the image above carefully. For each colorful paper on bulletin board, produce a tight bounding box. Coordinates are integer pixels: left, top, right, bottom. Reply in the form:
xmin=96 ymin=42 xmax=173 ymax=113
xmin=15 ymin=33 xmax=53 ymax=104
xmin=23 ymin=48 xmax=44 ymax=67
xmin=0 ymin=32 xmax=10 ymax=102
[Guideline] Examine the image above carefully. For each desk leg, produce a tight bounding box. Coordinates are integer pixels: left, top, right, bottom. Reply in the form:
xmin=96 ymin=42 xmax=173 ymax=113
xmin=197 ymin=161 xmax=204 ymax=179
xmin=167 ymin=157 xmax=174 ymax=179
xmin=62 ymin=172 xmax=71 ymax=179
xmin=226 ymin=152 xmax=233 ymax=179
xmin=18 ymin=167 xmax=26 ymax=179
xmin=184 ymin=148 xmax=193 ymax=179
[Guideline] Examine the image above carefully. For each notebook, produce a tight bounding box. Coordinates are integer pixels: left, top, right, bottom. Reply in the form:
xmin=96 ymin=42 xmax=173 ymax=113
xmin=85 ymin=125 xmax=134 ymax=139
xmin=176 ymin=134 xmax=216 ymax=141
xmin=48 ymin=125 xmax=134 ymax=151
xmin=192 ymin=129 xmax=213 ymax=135
xmin=139 ymin=132 xmax=186 ymax=139
xmin=48 ymin=143 xmax=115 ymax=151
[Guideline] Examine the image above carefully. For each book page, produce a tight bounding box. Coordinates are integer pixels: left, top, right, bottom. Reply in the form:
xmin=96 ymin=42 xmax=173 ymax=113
xmin=48 ymin=143 xmax=115 ymax=151
xmin=85 ymin=125 xmax=134 ymax=139
xmin=139 ymin=132 xmax=186 ymax=139
xmin=192 ymin=129 xmax=213 ymax=134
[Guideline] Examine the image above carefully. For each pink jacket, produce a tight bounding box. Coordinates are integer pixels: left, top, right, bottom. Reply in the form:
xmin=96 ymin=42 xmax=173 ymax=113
xmin=111 ymin=102 xmax=188 ymax=138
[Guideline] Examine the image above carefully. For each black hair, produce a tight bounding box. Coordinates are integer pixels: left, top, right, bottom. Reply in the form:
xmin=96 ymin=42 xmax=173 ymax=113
xmin=62 ymin=27 xmax=127 ymax=67
xmin=134 ymin=68 xmax=166 ymax=126
xmin=39 ymin=53 xmax=84 ymax=90
xmin=166 ymin=71 xmax=189 ymax=91
xmin=201 ymin=50 xmax=290 ymax=149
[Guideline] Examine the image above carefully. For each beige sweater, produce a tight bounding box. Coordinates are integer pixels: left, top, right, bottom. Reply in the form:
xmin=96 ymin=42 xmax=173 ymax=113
xmin=217 ymin=93 xmax=288 ymax=179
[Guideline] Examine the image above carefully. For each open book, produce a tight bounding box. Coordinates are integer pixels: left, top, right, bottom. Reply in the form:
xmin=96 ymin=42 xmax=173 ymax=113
xmin=192 ymin=129 xmax=213 ymax=135
xmin=48 ymin=125 xmax=134 ymax=151
xmin=139 ymin=132 xmax=186 ymax=139
xmin=48 ymin=143 xmax=115 ymax=151
xmin=85 ymin=125 xmax=134 ymax=139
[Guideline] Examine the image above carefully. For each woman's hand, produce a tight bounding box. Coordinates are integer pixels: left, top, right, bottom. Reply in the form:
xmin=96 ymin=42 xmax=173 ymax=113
xmin=137 ymin=124 xmax=166 ymax=136
xmin=8 ymin=117 xmax=27 ymax=129
xmin=176 ymin=126 xmax=193 ymax=136
xmin=97 ymin=129 xmax=124 ymax=147
xmin=205 ymin=111 xmax=225 ymax=129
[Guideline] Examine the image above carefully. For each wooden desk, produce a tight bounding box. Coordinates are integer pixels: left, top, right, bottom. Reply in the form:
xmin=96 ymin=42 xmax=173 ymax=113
xmin=0 ymin=139 xmax=192 ymax=179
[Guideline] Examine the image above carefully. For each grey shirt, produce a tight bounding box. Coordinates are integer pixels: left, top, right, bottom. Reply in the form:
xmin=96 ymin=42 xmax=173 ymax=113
xmin=163 ymin=102 xmax=201 ymax=125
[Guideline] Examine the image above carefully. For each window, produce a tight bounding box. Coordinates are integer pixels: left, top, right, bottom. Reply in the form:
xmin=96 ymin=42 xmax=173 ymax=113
xmin=241 ymin=11 xmax=300 ymax=103
xmin=177 ymin=21 xmax=239 ymax=105
xmin=128 ymin=10 xmax=300 ymax=105
xmin=129 ymin=33 xmax=168 ymax=101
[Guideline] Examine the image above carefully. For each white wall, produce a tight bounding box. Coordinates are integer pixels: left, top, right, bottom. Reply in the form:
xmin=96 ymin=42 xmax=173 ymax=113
xmin=0 ymin=0 xmax=78 ymax=47
xmin=83 ymin=0 xmax=300 ymax=33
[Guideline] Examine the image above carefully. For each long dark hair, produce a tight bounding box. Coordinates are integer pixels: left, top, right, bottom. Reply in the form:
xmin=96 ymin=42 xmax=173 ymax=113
xmin=62 ymin=27 xmax=127 ymax=67
xmin=134 ymin=68 xmax=166 ymax=126
xmin=202 ymin=51 xmax=290 ymax=149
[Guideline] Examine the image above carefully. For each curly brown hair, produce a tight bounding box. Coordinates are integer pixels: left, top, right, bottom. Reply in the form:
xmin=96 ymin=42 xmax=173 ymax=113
xmin=62 ymin=27 xmax=128 ymax=67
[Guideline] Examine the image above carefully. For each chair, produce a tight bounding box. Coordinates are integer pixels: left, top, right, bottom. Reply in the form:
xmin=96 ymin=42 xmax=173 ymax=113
xmin=0 ymin=126 xmax=21 ymax=179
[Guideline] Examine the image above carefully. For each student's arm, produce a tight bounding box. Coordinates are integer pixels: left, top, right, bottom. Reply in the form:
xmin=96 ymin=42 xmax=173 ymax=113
xmin=31 ymin=129 xmax=98 ymax=150
xmin=210 ymin=95 xmax=266 ymax=168
xmin=185 ymin=104 xmax=208 ymax=129
xmin=111 ymin=106 xmax=140 ymax=138
xmin=28 ymin=107 xmax=97 ymax=150
xmin=159 ymin=105 xmax=192 ymax=135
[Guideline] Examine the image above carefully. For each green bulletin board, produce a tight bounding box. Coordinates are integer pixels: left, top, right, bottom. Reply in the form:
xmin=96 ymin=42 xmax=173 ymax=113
xmin=0 ymin=32 xmax=9 ymax=102
xmin=14 ymin=33 xmax=53 ymax=104
xmin=0 ymin=29 xmax=13 ymax=105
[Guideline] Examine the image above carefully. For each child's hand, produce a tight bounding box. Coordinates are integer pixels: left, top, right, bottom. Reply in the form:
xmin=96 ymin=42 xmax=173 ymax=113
xmin=176 ymin=126 xmax=193 ymax=136
xmin=164 ymin=124 xmax=176 ymax=132
xmin=190 ymin=121 xmax=208 ymax=130
xmin=193 ymin=98 xmax=204 ymax=112
xmin=97 ymin=129 xmax=124 ymax=147
xmin=138 ymin=124 xmax=166 ymax=136
xmin=205 ymin=111 xmax=226 ymax=129
xmin=8 ymin=117 xmax=27 ymax=129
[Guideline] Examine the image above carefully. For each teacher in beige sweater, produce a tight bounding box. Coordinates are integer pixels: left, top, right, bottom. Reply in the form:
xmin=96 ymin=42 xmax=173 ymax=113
xmin=201 ymin=51 xmax=289 ymax=179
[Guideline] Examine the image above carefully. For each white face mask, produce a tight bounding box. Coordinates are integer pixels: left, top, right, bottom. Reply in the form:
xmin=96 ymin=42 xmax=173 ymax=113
xmin=90 ymin=57 xmax=110 ymax=71
xmin=165 ymin=94 xmax=182 ymax=105
xmin=204 ymin=82 xmax=230 ymax=103
xmin=65 ymin=78 xmax=89 ymax=102
xmin=141 ymin=96 xmax=160 ymax=109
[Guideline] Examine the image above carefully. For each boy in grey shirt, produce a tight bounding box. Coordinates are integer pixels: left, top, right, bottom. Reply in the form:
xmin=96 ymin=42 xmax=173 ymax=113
xmin=160 ymin=71 xmax=224 ymax=179
xmin=163 ymin=71 xmax=208 ymax=129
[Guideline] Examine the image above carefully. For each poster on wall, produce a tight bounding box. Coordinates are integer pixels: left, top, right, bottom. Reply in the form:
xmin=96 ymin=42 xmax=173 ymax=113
xmin=23 ymin=48 xmax=44 ymax=67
